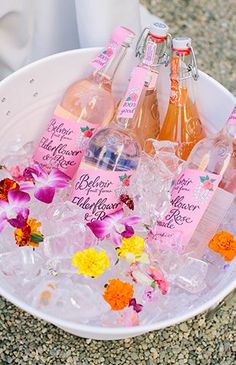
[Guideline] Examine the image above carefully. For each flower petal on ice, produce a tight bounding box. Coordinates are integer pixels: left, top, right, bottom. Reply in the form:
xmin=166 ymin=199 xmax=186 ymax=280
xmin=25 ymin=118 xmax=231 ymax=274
xmin=7 ymin=189 xmax=30 ymax=206
xmin=8 ymin=208 xmax=29 ymax=228
xmin=34 ymin=186 xmax=55 ymax=204
xmin=49 ymin=169 xmax=70 ymax=188
xmin=119 ymin=215 xmax=142 ymax=226
xmin=87 ymin=219 xmax=111 ymax=239
xmin=121 ymin=225 xmax=134 ymax=238
xmin=110 ymin=231 xmax=122 ymax=246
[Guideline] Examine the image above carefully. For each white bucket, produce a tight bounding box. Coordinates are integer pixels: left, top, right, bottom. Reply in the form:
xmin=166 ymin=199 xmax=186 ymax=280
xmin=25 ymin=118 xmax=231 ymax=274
xmin=0 ymin=48 xmax=235 ymax=340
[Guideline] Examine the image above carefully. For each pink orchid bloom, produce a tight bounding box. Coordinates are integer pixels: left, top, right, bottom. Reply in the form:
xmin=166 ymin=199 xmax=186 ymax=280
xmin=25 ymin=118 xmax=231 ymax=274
xmin=146 ymin=266 xmax=169 ymax=295
xmin=21 ymin=165 xmax=70 ymax=204
xmin=142 ymin=287 xmax=158 ymax=303
xmin=87 ymin=208 xmax=141 ymax=245
xmin=0 ymin=189 xmax=30 ymax=231
xmin=128 ymin=298 xmax=143 ymax=313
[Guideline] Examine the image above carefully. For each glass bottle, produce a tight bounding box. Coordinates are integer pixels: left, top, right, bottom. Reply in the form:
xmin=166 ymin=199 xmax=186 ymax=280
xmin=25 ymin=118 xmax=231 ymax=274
xmin=70 ymin=66 xmax=151 ymax=222
xmin=150 ymin=105 xmax=236 ymax=255
xmin=158 ymin=37 xmax=206 ymax=160
xmin=33 ymin=26 xmax=135 ymax=178
xmin=133 ymin=22 xmax=170 ymax=149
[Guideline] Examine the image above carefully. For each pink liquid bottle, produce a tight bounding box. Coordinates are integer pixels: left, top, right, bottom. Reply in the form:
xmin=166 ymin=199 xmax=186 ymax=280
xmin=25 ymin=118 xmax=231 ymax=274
xmin=149 ymin=105 xmax=236 ymax=255
xmin=134 ymin=22 xmax=171 ymax=149
xmin=33 ymin=26 xmax=135 ymax=178
xmin=70 ymin=66 xmax=151 ymax=222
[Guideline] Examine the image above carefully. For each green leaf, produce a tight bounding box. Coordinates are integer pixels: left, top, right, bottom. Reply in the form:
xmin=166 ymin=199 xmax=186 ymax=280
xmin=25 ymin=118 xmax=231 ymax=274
xmin=210 ymin=179 xmax=216 ymax=183
xmin=126 ymin=96 xmax=132 ymax=101
xmin=114 ymin=258 xmax=119 ymax=266
xmin=30 ymin=233 xmax=44 ymax=243
xmin=119 ymin=174 xmax=126 ymax=181
xmin=200 ymin=176 xmax=206 ymax=182
xmin=209 ymin=189 xmax=214 ymax=192
xmin=151 ymin=281 xmax=156 ymax=289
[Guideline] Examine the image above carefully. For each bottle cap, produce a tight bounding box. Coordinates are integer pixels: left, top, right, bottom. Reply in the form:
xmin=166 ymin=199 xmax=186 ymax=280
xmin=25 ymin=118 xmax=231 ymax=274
xmin=172 ymin=37 xmax=191 ymax=50
xmin=148 ymin=22 xmax=169 ymax=38
xmin=110 ymin=26 xmax=135 ymax=46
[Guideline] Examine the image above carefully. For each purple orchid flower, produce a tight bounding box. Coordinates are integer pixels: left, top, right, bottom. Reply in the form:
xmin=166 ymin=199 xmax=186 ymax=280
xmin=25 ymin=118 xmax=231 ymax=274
xmin=21 ymin=164 xmax=70 ymax=204
xmin=87 ymin=208 xmax=141 ymax=245
xmin=128 ymin=298 xmax=143 ymax=313
xmin=0 ymin=189 xmax=30 ymax=231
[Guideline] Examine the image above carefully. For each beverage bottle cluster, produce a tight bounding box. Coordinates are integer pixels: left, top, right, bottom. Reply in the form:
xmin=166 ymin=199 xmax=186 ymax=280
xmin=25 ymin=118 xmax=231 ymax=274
xmin=32 ymin=23 xmax=236 ymax=254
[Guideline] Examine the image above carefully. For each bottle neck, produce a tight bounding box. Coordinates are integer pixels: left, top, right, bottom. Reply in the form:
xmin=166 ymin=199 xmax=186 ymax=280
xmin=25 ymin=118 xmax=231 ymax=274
xmin=169 ymin=50 xmax=195 ymax=105
xmin=141 ymin=35 xmax=168 ymax=68
xmin=95 ymin=45 xmax=129 ymax=85
xmin=116 ymin=85 xmax=148 ymax=130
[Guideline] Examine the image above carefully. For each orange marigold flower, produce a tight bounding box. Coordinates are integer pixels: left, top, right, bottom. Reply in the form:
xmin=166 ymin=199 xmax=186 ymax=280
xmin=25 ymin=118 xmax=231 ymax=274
xmin=103 ymin=278 xmax=134 ymax=311
xmin=0 ymin=178 xmax=19 ymax=201
xmin=208 ymin=230 xmax=236 ymax=262
xmin=14 ymin=218 xmax=44 ymax=248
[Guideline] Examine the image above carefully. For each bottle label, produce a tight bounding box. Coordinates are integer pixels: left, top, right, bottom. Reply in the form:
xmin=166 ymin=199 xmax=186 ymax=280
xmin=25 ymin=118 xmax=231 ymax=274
xmin=170 ymin=56 xmax=179 ymax=104
xmin=118 ymin=66 xmax=148 ymax=119
xmin=71 ymin=164 xmax=133 ymax=222
xmin=90 ymin=42 xmax=119 ymax=71
xmin=33 ymin=105 xmax=98 ymax=178
xmin=143 ymin=41 xmax=157 ymax=66
xmin=149 ymin=168 xmax=222 ymax=252
xmin=227 ymin=106 xmax=236 ymax=125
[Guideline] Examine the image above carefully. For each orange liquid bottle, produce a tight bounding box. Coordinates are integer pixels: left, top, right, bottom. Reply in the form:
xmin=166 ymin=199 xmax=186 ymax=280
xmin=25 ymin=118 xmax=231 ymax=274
xmin=132 ymin=22 xmax=171 ymax=149
xmin=158 ymin=37 xmax=206 ymax=160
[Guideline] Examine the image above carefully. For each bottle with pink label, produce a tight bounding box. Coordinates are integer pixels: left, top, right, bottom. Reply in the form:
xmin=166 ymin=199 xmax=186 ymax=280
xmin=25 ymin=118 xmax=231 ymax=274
xmin=149 ymin=105 xmax=236 ymax=255
xmin=70 ymin=66 xmax=151 ymax=222
xmin=130 ymin=22 xmax=170 ymax=149
xmin=33 ymin=26 xmax=135 ymax=178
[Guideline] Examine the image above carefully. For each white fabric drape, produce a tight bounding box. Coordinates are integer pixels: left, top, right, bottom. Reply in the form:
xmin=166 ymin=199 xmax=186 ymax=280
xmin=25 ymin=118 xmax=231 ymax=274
xmin=0 ymin=0 xmax=159 ymax=79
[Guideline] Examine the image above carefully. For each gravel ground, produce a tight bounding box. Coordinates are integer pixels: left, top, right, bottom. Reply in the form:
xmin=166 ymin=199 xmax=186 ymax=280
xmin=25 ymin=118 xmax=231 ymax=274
xmin=1 ymin=1 xmax=236 ymax=364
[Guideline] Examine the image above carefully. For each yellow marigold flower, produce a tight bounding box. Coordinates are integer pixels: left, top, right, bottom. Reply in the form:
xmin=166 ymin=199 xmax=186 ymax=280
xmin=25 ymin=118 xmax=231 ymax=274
xmin=72 ymin=248 xmax=110 ymax=278
xmin=14 ymin=218 xmax=44 ymax=248
xmin=208 ymin=230 xmax=236 ymax=262
xmin=103 ymin=278 xmax=134 ymax=311
xmin=117 ymin=235 xmax=145 ymax=258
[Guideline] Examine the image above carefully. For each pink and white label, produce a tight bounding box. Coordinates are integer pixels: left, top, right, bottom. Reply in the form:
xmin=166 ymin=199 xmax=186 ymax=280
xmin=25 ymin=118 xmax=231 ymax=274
xmin=226 ymin=105 xmax=236 ymax=125
xmin=71 ymin=164 xmax=133 ymax=222
xmin=90 ymin=43 xmax=119 ymax=71
xmin=143 ymin=41 xmax=157 ymax=67
xmin=150 ymin=168 xmax=222 ymax=252
xmin=33 ymin=106 xmax=98 ymax=178
xmin=118 ymin=66 xmax=148 ymax=119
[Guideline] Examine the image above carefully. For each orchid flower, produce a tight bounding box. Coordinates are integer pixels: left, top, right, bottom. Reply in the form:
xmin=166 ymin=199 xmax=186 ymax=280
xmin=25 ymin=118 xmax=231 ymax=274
xmin=87 ymin=208 xmax=141 ymax=246
xmin=21 ymin=165 xmax=70 ymax=204
xmin=146 ymin=266 xmax=169 ymax=295
xmin=142 ymin=287 xmax=158 ymax=303
xmin=128 ymin=298 xmax=143 ymax=313
xmin=0 ymin=189 xmax=30 ymax=231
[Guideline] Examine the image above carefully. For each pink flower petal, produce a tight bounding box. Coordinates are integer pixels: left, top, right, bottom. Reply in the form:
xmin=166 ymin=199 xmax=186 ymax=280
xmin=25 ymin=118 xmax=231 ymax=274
xmin=87 ymin=219 xmax=111 ymax=239
xmin=34 ymin=186 xmax=55 ymax=204
xmin=49 ymin=169 xmax=70 ymax=188
xmin=107 ymin=208 xmax=124 ymax=222
xmin=119 ymin=215 xmax=142 ymax=226
xmin=110 ymin=231 xmax=122 ymax=246
xmin=121 ymin=225 xmax=134 ymax=238
xmin=7 ymin=189 xmax=30 ymax=206
xmin=8 ymin=208 xmax=29 ymax=228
